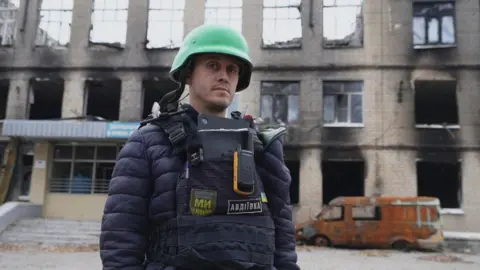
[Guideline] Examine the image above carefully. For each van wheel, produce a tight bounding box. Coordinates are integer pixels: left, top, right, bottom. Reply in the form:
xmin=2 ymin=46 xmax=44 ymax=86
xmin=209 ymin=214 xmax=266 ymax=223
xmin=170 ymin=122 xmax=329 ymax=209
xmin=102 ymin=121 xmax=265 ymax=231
xmin=312 ymin=235 xmax=330 ymax=247
xmin=392 ymin=240 xmax=413 ymax=252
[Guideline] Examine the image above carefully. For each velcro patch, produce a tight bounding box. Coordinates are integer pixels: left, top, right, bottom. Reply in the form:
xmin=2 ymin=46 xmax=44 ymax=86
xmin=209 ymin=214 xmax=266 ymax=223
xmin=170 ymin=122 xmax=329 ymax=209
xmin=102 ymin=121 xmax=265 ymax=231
xmin=190 ymin=189 xmax=217 ymax=216
xmin=227 ymin=199 xmax=263 ymax=215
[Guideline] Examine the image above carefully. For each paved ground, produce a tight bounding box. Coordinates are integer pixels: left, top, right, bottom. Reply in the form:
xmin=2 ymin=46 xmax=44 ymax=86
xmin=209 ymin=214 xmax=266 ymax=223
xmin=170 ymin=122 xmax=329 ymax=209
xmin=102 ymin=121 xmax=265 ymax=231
xmin=0 ymin=245 xmax=479 ymax=270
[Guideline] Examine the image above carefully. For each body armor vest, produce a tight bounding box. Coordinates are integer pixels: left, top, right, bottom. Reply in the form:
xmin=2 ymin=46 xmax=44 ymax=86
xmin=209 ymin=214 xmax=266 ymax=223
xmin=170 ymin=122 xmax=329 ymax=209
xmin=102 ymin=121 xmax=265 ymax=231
xmin=145 ymin=111 xmax=276 ymax=270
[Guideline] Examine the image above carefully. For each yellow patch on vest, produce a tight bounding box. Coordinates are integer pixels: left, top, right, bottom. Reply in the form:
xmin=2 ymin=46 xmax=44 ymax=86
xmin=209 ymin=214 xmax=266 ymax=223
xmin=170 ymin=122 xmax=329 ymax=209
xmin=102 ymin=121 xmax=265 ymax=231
xmin=189 ymin=189 xmax=217 ymax=216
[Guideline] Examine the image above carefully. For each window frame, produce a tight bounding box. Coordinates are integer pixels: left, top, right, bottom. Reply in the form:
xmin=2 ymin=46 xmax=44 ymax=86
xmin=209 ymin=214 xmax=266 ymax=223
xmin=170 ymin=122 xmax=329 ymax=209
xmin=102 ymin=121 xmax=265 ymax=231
xmin=259 ymin=80 xmax=301 ymax=126
xmin=416 ymin=159 xmax=463 ymax=211
xmin=0 ymin=1 xmax=20 ymax=46
xmin=89 ymin=0 xmax=129 ymax=46
xmin=35 ymin=0 xmax=73 ymax=47
xmin=322 ymin=80 xmax=364 ymax=127
xmin=204 ymin=0 xmax=243 ymax=34
xmin=413 ymin=80 xmax=459 ymax=129
xmin=412 ymin=1 xmax=456 ymax=49
xmin=262 ymin=0 xmax=302 ymax=49
xmin=146 ymin=0 xmax=186 ymax=49
xmin=48 ymin=144 xmax=122 ymax=194
xmin=322 ymin=0 xmax=364 ymax=49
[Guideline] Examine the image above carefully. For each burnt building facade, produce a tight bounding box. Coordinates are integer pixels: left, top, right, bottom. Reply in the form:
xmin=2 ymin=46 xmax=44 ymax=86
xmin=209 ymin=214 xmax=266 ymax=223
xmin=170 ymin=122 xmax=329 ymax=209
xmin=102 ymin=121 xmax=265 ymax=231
xmin=0 ymin=0 xmax=479 ymax=233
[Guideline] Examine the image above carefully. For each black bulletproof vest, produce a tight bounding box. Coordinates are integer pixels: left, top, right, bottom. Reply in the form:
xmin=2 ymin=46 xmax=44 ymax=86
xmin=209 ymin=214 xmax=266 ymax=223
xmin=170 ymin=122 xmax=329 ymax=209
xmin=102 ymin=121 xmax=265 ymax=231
xmin=146 ymin=111 xmax=276 ymax=270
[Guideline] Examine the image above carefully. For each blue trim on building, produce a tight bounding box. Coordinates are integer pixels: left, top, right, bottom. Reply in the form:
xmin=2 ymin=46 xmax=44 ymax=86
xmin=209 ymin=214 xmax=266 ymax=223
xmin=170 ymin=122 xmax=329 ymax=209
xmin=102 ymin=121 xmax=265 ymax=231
xmin=105 ymin=122 xmax=140 ymax=138
xmin=1 ymin=120 xmax=141 ymax=140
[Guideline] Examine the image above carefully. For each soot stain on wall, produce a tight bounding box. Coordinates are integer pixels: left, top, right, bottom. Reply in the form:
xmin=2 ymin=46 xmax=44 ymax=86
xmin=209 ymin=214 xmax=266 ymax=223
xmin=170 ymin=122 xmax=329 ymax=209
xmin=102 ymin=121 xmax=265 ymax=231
xmin=321 ymin=127 xmax=368 ymax=179
xmin=416 ymin=128 xmax=460 ymax=162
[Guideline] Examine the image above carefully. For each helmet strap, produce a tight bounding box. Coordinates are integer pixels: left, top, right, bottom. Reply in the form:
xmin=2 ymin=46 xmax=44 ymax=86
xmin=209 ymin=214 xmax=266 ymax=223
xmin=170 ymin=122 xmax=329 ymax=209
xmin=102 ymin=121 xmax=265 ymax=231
xmin=159 ymin=68 xmax=190 ymax=113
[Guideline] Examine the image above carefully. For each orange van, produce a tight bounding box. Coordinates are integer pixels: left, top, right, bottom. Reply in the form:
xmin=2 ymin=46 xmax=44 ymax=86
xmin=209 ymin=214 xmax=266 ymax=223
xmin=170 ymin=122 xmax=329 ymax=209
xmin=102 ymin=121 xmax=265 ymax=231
xmin=295 ymin=196 xmax=444 ymax=251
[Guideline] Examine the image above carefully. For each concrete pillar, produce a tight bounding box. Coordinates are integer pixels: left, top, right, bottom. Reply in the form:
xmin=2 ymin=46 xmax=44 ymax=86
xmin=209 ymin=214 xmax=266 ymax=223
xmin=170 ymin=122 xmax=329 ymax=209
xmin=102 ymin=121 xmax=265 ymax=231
xmin=69 ymin=0 xmax=93 ymax=48
xmin=124 ymin=0 xmax=148 ymax=64
xmin=242 ymin=0 xmax=263 ymax=63
xmin=16 ymin=0 xmax=40 ymax=51
xmin=119 ymin=74 xmax=143 ymax=121
xmin=184 ymin=0 xmax=205 ymax=34
xmin=297 ymin=147 xmax=323 ymax=220
xmin=62 ymin=73 xmax=85 ymax=118
xmin=6 ymin=76 xmax=30 ymax=119
xmin=29 ymin=142 xmax=52 ymax=206
xmin=239 ymin=73 xmax=260 ymax=117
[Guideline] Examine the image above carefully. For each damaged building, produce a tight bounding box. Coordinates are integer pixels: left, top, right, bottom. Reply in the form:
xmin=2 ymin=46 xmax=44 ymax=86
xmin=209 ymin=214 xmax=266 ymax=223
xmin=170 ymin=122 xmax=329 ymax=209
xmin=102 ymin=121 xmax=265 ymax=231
xmin=0 ymin=0 xmax=479 ymax=233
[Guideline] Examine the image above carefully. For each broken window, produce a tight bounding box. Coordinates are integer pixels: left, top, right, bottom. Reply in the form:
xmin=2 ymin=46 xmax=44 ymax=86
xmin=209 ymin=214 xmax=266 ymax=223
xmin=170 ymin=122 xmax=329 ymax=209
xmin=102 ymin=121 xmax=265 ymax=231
xmin=146 ymin=0 xmax=185 ymax=49
xmin=0 ymin=79 xmax=9 ymax=119
xmin=49 ymin=144 xmax=121 ymax=194
xmin=352 ymin=205 xmax=381 ymax=221
xmin=85 ymin=78 xmax=121 ymax=121
xmin=323 ymin=0 xmax=363 ymax=48
xmin=142 ymin=78 xmax=178 ymax=119
xmin=417 ymin=161 xmax=462 ymax=209
xmin=90 ymin=0 xmax=129 ymax=47
xmin=0 ymin=0 xmax=19 ymax=46
xmin=413 ymin=1 xmax=455 ymax=49
xmin=322 ymin=160 xmax=365 ymax=205
xmin=205 ymin=0 xmax=242 ymax=33
xmin=322 ymin=206 xmax=343 ymax=221
xmin=28 ymin=77 xmax=64 ymax=120
xmin=260 ymin=81 xmax=300 ymax=126
xmin=323 ymin=81 xmax=363 ymax=125
xmin=262 ymin=0 xmax=302 ymax=49
xmin=35 ymin=0 xmax=73 ymax=47
xmin=414 ymin=80 xmax=458 ymax=126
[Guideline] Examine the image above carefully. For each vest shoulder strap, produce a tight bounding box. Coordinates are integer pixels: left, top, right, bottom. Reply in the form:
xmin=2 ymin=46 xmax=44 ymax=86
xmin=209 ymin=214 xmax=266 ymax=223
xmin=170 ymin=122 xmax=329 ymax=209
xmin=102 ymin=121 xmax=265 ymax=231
xmin=138 ymin=111 xmax=193 ymax=156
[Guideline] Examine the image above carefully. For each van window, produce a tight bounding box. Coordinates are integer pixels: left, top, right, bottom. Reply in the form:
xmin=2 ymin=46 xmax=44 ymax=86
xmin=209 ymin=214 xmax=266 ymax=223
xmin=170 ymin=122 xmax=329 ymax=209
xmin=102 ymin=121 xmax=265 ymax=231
xmin=352 ymin=205 xmax=381 ymax=221
xmin=420 ymin=206 xmax=440 ymax=222
xmin=322 ymin=206 xmax=344 ymax=221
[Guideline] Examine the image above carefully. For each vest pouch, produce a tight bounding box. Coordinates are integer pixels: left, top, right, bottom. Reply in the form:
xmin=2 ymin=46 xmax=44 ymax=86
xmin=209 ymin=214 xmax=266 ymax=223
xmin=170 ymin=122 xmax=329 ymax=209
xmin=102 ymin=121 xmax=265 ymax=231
xmin=187 ymin=158 xmax=268 ymax=216
xmin=170 ymin=215 xmax=276 ymax=270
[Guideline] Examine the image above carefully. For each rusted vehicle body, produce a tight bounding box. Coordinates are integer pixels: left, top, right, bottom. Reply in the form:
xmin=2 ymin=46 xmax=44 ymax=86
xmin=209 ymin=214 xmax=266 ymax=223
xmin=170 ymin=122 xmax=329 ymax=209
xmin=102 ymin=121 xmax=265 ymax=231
xmin=295 ymin=196 xmax=444 ymax=251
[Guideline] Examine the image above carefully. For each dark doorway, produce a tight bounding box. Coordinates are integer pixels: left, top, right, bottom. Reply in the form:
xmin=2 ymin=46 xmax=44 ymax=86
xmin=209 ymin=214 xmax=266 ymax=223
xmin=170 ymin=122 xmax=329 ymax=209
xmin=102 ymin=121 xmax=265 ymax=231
xmin=285 ymin=160 xmax=300 ymax=204
xmin=321 ymin=160 xmax=365 ymax=205
xmin=20 ymin=155 xmax=34 ymax=196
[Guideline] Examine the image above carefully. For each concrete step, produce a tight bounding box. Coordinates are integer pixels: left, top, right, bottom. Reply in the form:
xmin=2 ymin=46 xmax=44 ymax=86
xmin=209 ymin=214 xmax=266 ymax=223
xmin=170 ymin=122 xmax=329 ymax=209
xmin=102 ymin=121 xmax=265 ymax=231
xmin=0 ymin=218 xmax=101 ymax=246
xmin=12 ymin=218 xmax=100 ymax=228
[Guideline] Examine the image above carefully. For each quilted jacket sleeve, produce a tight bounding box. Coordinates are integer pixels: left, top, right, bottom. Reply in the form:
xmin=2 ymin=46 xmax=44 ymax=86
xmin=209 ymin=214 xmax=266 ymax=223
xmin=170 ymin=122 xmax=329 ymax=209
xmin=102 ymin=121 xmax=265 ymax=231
xmin=257 ymin=138 xmax=300 ymax=270
xmin=100 ymin=129 xmax=152 ymax=270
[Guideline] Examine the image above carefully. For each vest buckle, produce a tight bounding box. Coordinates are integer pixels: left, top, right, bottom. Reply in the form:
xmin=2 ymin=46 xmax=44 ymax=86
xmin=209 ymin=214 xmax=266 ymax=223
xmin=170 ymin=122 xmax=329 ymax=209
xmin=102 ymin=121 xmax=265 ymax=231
xmin=189 ymin=148 xmax=204 ymax=166
xmin=166 ymin=121 xmax=187 ymax=146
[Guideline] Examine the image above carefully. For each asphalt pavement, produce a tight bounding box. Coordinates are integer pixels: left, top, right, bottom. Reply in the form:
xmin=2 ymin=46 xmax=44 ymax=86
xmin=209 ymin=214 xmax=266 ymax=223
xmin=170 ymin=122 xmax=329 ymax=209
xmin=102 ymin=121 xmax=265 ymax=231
xmin=0 ymin=245 xmax=478 ymax=270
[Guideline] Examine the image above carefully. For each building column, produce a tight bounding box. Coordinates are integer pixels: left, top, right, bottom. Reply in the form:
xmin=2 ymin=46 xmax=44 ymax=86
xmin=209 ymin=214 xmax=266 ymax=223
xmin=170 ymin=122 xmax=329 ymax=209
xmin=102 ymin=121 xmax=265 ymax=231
xmin=119 ymin=74 xmax=143 ymax=122
xmin=67 ymin=0 xmax=94 ymax=66
xmin=29 ymin=142 xmax=52 ymax=206
xmin=297 ymin=147 xmax=323 ymax=221
xmin=184 ymin=0 xmax=205 ymax=34
xmin=62 ymin=73 xmax=85 ymax=118
xmin=6 ymin=77 xmax=30 ymax=119
xmin=240 ymin=73 xmax=260 ymax=117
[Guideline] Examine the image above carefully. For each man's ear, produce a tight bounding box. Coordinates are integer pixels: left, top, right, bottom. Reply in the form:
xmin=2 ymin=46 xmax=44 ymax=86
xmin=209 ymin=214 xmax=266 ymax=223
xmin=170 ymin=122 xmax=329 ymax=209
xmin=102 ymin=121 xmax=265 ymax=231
xmin=186 ymin=74 xmax=192 ymax=85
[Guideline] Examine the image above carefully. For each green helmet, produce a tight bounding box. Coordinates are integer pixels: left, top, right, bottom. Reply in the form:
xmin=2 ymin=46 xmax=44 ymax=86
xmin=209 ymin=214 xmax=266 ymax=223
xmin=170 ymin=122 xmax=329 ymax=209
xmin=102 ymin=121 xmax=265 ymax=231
xmin=170 ymin=24 xmax=253 ymax=92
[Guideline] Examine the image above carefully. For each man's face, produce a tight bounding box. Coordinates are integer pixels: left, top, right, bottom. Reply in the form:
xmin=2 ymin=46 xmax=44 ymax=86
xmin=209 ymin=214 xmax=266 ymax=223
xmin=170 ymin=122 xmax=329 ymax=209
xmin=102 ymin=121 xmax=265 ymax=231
xmin=187 ymin=54 xmax=240 ymax=113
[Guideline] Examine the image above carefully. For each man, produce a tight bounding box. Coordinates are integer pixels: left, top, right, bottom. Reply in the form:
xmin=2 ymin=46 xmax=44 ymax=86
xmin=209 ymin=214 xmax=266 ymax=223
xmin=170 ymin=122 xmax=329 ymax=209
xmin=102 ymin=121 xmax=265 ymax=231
xmin=100 ymin=24 xmax=300 ymax=270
